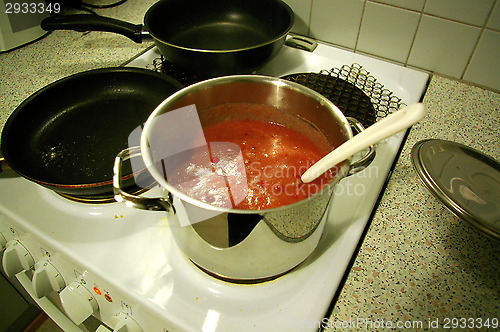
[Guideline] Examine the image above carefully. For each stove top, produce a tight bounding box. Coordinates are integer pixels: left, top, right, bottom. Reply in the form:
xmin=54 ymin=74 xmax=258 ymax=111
xmin=0 ymin=39 xmax=429 ymax=331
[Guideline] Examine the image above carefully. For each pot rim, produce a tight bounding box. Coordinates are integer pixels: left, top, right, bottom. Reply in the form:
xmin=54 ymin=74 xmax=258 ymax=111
xmin=140 ymin=75 xmax=353 ymax=213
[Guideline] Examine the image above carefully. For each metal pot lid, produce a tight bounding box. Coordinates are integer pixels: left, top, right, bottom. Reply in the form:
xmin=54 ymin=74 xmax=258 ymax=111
xmin=411 ymin=139 xmax=500 ymax=240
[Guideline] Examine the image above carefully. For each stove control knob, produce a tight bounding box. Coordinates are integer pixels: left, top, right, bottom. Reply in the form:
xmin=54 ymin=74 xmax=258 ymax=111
xmin=60 ymin=280 xmax=99 ymax=325
xmin=32 ymin=259 xmax=66 ymax=298
xmin=111 ymin=312 xmax=143 ymax=332
xmin=2 ymin=240 xmax=35 ymax=277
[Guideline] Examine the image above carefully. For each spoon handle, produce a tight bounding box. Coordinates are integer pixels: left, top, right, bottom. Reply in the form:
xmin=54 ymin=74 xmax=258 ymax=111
xmin=301 ymin=103 xmax=427 ymax=183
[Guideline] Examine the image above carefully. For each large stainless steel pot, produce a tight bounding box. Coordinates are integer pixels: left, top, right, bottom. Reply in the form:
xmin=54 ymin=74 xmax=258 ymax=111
xmin=113 ymin=75 xmax=374 ymax=282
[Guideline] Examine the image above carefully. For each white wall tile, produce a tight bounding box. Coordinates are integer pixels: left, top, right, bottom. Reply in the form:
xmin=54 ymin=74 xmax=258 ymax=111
xmin=486 ymin=1 xmax=500 ymax=30
xmin=309 ymin=0 xmax=364 ymax=49
xmin=463 ymin=30 xmax=500 ymax=91
xmin=369 ymin=0 xmax=425 ymax=12
xmin=424 ymin=0 xmax=494 ymax=26
xmin=283 ymin=0 xmax=312 ymax=35
xmin=408 ymin=15 xmax=481 ymax=78
xmin=356 ymin=2 xmax=419 ymax=62
xmin=301 ymin=0 xmax=499 ymax=90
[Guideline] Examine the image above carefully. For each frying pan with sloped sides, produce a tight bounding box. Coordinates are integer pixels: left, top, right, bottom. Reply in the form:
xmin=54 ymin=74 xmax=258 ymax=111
xmin=1 ymin=67 xmax=182 ymax=198
xmin=41 ymin=0 xmax=294 ymax=76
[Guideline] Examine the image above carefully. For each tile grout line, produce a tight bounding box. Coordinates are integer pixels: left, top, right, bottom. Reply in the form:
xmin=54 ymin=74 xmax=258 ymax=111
xmin=460 ymin=0 xmax=498 ymax=79
xmin=404 ymin=0 xmax=427 ymax=66
xmin=307 ymin=0 xmax=314 ymax=37
xmin=366 ymin=0 xmax=500 ymax=32
xmin=353 ymin=0 xmax=368 ymax=51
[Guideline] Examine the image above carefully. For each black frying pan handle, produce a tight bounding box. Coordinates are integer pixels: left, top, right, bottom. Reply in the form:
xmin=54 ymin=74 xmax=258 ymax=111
xmin=41 ymin=14 xmax=146 ymax=43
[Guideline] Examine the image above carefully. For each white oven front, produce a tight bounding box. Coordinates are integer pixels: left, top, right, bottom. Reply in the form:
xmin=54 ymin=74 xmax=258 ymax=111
xmin=0 ymin=39 xmax=428 ymax=331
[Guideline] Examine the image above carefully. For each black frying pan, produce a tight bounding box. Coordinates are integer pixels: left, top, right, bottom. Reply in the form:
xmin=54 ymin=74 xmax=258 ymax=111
xmin=41 ymin=0 xmax=294 ymax=76
xmin=0 ymin=67 xmax=182 ymax=198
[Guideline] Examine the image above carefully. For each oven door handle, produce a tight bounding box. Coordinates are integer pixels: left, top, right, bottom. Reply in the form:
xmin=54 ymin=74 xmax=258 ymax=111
xmin=15 ymin=271 xmax=82 ymax=332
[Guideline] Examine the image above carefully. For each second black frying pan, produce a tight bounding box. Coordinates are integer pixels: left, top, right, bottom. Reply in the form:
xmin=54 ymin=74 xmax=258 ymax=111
xmin=41 ymin=0 xmax=294 ymax=76
xmin=0 ymin=67 xmax=183 ymax=198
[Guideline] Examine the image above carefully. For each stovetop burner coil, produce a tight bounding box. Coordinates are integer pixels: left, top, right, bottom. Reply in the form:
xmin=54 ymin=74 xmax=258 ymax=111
xmin=152 ymin=57 xmax=207 ymax=86
xmin=326 ymin=64 xmax=405 ymax=122
xmin=283 ymin=64 xmax=404 ymax=127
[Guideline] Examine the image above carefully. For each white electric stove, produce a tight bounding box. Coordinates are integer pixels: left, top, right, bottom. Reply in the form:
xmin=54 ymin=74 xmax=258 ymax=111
xmin=0 ymin=40 xmax=429 ymax=331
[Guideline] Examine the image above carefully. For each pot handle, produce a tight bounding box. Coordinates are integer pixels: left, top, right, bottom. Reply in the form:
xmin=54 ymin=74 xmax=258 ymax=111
xmin=285 ymin=35 xmax=318 ymax=52
xmin=41 ymin=14 xmax=151 ymax=43
xmin=345 ymin=117 xmax=376 ymax=175
xmin=113 ymin=147 xmax=174 ymax=212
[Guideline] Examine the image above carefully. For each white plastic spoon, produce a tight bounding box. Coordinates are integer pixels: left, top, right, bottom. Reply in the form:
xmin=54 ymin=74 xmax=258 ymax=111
xmin=301 ymin=103 xmax=427 ymax=183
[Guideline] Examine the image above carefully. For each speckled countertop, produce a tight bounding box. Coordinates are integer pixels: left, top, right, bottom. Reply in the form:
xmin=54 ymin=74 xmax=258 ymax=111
xmin=326 ymin=76 xmax=500 ymax=331
xmin=1 ymin=1 xmax=499 ymax=330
